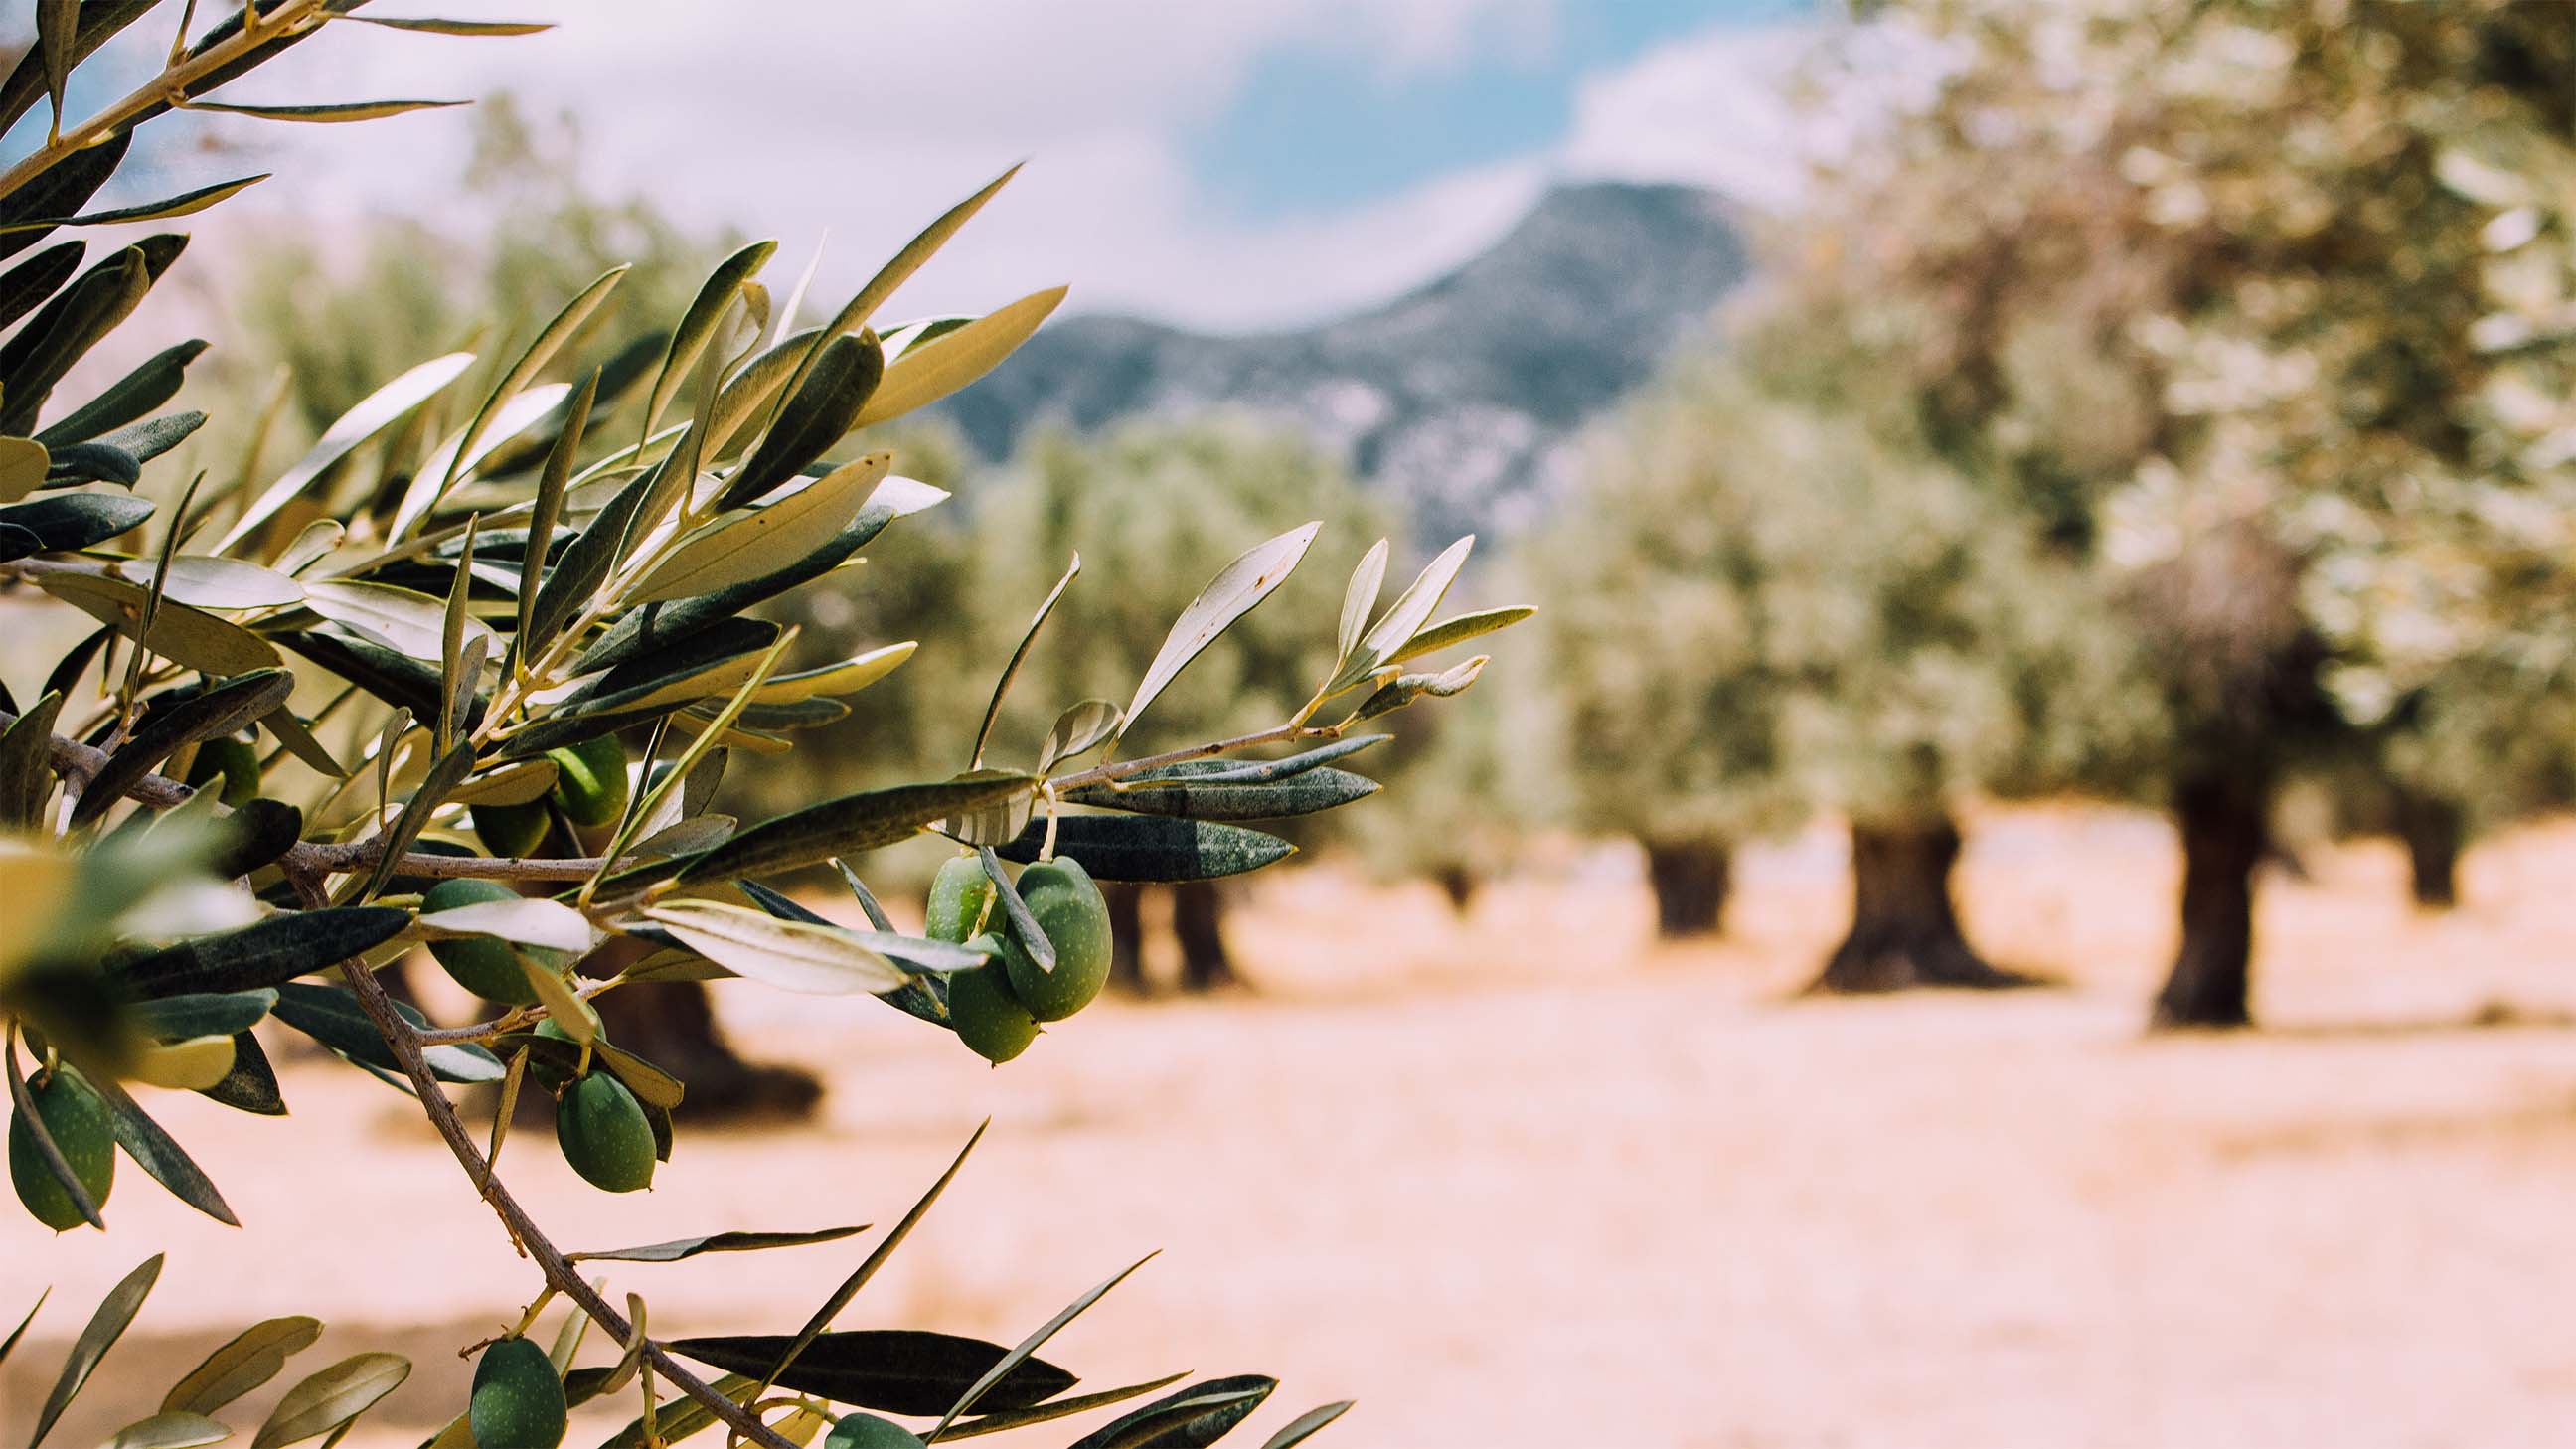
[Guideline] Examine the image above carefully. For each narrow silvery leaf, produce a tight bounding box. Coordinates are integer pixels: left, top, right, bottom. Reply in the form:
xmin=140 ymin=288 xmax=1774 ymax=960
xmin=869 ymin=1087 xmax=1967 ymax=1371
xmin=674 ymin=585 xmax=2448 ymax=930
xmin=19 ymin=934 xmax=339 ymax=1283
xmin=29 ymin=1254 xmax=162 ymax=1448
xmin=853 ymin=284 xmax=1066 ymax=427
xmin=217 ymin=352 xmax=475 ymax=554
xmin=641 ymin=900 xmax=907 ymax=994
xmin=1123 ymin=522 xmax=1320 ymax=739
xmin=974 ymin=554 xmax=1079 ymax=766
xmin=1039 ymin=699 xmax=1121 ymax=774
xmin=1336 ymin=538 xmax=1388 ymax=666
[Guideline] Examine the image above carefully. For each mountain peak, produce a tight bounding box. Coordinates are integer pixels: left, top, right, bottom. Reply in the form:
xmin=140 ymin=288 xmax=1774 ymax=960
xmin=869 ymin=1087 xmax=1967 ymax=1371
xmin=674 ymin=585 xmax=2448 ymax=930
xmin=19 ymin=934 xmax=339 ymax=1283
xmin=938 ymin=180 xmax=1751 ymax=538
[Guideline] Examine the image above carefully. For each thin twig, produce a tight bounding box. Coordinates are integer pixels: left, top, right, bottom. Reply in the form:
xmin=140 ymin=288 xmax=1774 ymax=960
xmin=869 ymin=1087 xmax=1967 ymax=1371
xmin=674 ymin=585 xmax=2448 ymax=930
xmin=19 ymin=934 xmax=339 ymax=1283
xmin=294 ymin=869 xmax=799 ymax=1449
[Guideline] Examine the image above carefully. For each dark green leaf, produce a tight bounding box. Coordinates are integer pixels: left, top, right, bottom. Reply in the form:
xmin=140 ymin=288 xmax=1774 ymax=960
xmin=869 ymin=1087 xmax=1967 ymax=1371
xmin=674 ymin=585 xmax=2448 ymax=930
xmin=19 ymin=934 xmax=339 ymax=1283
xmin=269 ymin=982 xmax=505 ymax=1084
xmin=4 ymin=174 xmax=266 ymax=232
xmin=1065 ymin=1377 xmax=1276 ymax=1449
xmin=184 ymin=98 xmax=469 ymax=123
xmin=131 ymin=989 xmax=276 ymax=1040
xmin=1062 ymin=768 xmax=1379 ymax=822
xmin=669 ymin=1332 xmax=1071 ymax=1418
xmin=666 ymin=772 xmax=1034 ymax=887
xmin=197 ymin=1031 xmax=286 ymax=1116
xmin=715 ymin=331 xmax=884 ymax=511
xmin=0 ymin=242 xmax=156 ymax=433
xmin=39 ymin=438 xmax=139 ymax=487
xmin=74 ymin=669 xmax=294 ymax=825
xmin=0 ymin=490 xmax=155 ymax=561
xmin=0 ymin=130 xmax=127 ymax=264
xmin=0 ymin=2 xmax=158 ymax=135
xmin=568 ymin=1223 xmax=870 ymax=1264
xmin=523 ymin=460 xmax=653 ymax=660
xmin=979 ymin=846 xmax=1051 ymax=972
xmin=207 ymin=797 xmax=304 ymax=878
xmin=337 ymin=16 xmax=553 ymax=35
xmin=557 ymin=616 xmax=781 ymax=716
xmin=989 ymin=817 xmax=1294 ymax=882
xmin=276 ymin=631 xmax=451 ymax=722
xmin=34 ymin=341 xmax=205 ymax=447
xmin=567 ymin=492 xmax=901 ymax=676
xmin=0 ymin=241 xmax=82 ymax=333
xmin=29 ymin=1254 xmax=162 ymax=1449
xmin=95 ymin=410 xmax=206 ymax=466
xmin=90 ymin=1074 xmax=237 ymax=1226
xmin=117 ymin=906 xmax=411 ymax=998
xmin=514 ymin=367 xmax=594 ymax=658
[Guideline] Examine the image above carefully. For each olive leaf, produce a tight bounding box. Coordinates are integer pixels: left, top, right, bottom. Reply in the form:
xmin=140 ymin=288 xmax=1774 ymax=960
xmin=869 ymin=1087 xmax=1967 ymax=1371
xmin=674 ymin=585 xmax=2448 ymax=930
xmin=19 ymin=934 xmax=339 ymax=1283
xmin=990 ymin=816 xmax=1295 ymax=882
xmin=670 ymin=1331 xmax=1074 ymax=1419
xmin=73 ymin=667 xmax=293 ymax=825
xmin=514 ymin=366 xmax=596 ymax=656
xmin=1120 ymin=735 xmax=1387 ymax=786
xmin=184 ymin=97 xmax=470 ymax=123
xmin=216 ymin=351 xmax=476 ymax=554
xmin=630 ymin=451 xmax=891 ymax=603
xmin=28 ymin=1254 xmax=163 ymax=1449
xmin=0 ymin=490 xmax=155 ymax=559
xmin=1257 ymin=1400 xmax=1355 ymax=1449
xmin=665 ymin=771 xmax=1035 ymax=887
xmin=161 ymin=1317 xmax=324 ymax=1416
xmin=99 ymin=1411 xmax=230 ymax=1449
xmin=109 ymin=554 xmax=303 ymax=610
xmin=973 ymin=553 xmax=1079 ymax=767
xmin=937 ymin=1373 xmax=1192 ymax=1442
xmin=35 ymin=572 xmax=279 ymax=675
xmin=1065 ymin=1376 xmax=1278 ymax=1449
xmin=1383 ymin=605 xmax=1533 ymax=668
xmin=1063 ymin=767 xmax=1379 ymax=822
xmin=246 ymin=1352 xmax=409 ymax=1449
xmin=568 ymin=1223 xmax=871 ymax=1265
xmin=931 ymin=1253 xmax=1157 ymax=1435
xmin=91 ymin=1073 xmax=237 ymax=1224
xmin=414 ymin=895 xmax=595 ymax=954
xmin=0 ymin=690 xmax=67 ymax=828
xmin=640 ymin=899 xmax=907 ymax=995
xmin=1334 ymin=539 xmax=1388 ymax=666
xmin=645 ymin=239 xmax=778 ymax=440
xmin=715 ymin=331 xmax=885 ymax=511
xmin=1123 ymin=522 xmax=1320 ymax=740
xmin=1325 ymin=535 xmax=1474 ymax=696
xmin=853 ymin=284 xmax=1067 ymax=427
xmin=117 ymin=907 xmax=411 ymax=997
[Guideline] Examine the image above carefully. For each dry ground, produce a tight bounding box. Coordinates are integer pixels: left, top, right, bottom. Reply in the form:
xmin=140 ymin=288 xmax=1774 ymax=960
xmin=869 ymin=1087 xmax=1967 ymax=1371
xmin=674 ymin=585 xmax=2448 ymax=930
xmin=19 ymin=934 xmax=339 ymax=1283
xmin=11 ymin=803 xmax=2576 ymax=1448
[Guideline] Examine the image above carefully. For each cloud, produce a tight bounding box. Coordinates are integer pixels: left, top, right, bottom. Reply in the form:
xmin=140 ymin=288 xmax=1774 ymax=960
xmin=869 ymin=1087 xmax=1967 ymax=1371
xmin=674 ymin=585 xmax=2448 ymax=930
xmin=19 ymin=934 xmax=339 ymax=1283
xmin=171 ymin=3 xmax=1826 ymax=330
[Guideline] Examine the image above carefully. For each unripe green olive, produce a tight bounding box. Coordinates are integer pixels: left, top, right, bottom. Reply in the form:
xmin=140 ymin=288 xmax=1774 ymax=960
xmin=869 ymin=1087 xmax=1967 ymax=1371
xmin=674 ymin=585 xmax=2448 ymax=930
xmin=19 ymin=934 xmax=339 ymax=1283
xmin=8 ymin=1066 xmax=114 ymax=1231
xmin=184 ymin=736 xmax=260 ymax=809
xmin=999 ymin=857 xmax=1113 ymax=1022
xmin=946 ymin=938 xmax=1038 ymax=1065
xmin=923 ymin=853 xmax=992 ymax=944
xmin=422 ymin=879 xmax=542 ymax=1006
xmin=555 ymin=1071 xmax=654 ymax=1193
xmin=547 ymin=734 xmax=630 ymax=829
xmin=469 ymin=1336 xmax=567 ymax=1449
xmin=825 ymin=1412 xmax=928 ymax=1449
xmin=471 ymin=800 xmax=552 ymax=859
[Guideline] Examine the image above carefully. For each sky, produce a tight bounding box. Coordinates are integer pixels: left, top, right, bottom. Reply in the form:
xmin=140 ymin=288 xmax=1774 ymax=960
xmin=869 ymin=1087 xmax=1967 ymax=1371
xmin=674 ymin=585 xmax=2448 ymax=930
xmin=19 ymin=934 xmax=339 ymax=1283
xmin=72 ymin=0 xmax=1830 ymax=332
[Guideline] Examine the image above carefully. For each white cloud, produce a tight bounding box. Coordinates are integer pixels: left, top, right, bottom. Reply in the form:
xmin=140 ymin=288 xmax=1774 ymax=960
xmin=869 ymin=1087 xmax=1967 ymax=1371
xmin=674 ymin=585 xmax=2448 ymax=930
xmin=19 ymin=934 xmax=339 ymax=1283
xmin=162 ymin=4 xmax=1831 ymax=330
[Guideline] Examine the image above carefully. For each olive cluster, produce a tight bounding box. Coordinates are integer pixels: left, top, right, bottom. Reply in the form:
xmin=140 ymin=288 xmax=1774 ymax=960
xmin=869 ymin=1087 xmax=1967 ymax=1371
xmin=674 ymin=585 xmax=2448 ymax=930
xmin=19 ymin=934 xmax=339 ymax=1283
xmin=924 ymin=852 xmax=1114 ymax=1064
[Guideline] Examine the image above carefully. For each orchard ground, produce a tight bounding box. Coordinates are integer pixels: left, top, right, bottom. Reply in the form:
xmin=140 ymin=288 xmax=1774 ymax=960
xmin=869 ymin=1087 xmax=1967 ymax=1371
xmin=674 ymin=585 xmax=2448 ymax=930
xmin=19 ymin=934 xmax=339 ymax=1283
xmin=12 ymin=803 xmax=2576 ymax=1448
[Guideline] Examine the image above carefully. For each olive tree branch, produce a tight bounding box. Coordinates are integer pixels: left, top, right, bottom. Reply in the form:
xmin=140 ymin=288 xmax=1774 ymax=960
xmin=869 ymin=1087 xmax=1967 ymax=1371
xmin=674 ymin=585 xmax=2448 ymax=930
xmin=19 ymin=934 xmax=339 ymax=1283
xmin=0 ymin=0 xmax=331 ymax=205
xmin=289 ymin=868 xmax=800 ymax=1449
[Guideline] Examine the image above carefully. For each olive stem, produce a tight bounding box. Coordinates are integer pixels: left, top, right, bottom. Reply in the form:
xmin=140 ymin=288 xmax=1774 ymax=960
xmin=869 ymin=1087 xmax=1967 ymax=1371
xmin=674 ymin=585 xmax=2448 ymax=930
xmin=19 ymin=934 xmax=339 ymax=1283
xmin=293 ymin=869 xmax=799 ymax=1449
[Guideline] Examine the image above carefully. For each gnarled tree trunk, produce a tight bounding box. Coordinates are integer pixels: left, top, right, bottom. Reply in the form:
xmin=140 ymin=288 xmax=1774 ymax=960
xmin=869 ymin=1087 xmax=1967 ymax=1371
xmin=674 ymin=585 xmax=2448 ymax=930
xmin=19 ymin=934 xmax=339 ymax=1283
xmin=1641 ymin=836 xmax=1731 ymax=938
xmin=2151 ymin=766 xmax=2267 ymax=1029
xmin=1173 ymin=882 xmax=1239 ymax=992
xmin=2390 ymin=787 xmax=2463 ymax=910
xmin=581 ymin=937 xmax=823 ymax=1122
xmin=1101 ymin=882 xmax=1146 ymax=993
xmin=1810 ymin=817 xmax=2025 ymax=992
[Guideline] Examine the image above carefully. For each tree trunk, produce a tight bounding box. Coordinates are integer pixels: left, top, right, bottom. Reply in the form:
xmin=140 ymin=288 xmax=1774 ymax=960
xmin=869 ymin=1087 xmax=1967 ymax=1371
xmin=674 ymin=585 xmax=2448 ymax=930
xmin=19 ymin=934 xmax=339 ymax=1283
xmin=1641 ymin=837 xmax=1731 ymax=938
xmin=1100 ymin=882 xmax=1146 ymax=993
xmin=580 ymin=936 xmax=823 ymax=1122
xmin=1810 ymin=817 xmax=2027 ymax=992
xmin=2151 ymin=766 xmax=2268 ymax=1029
xmin=2390 ymin=788 xmax=2463 ymax=910
xmin=1433 ymin=864 xmax=1479 ymax=916
xmin=1172 ymin=882 xmax=1240 ymax=993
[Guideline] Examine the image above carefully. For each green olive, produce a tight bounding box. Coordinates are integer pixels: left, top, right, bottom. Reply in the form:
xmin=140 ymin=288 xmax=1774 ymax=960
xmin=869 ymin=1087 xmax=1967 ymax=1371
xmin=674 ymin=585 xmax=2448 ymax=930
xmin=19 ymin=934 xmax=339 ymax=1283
xmin=824 ymin=1412 xmax=928 ymax=1449
xmin=923 ymin=853 xmax=993 ymax=944
xmin=8 ymin=1066 xmax=114 ymax=1231
xmin=547 ymin=733 xmax=630 ymax=829
xmin=469 ymin=1336 xmax=567 ymax=1449
xmin=946 ymin=938 xmax=1038 ymax=1065
xmin=999 ymin=857 xmax=1113 ymax=1022
xmin=471 ymin=800 xmax=552 ymax=859
xmin=184 ymin=736 xmax=260 ymax=809
xmin=422 ymin=879 xmax=542 ymax=1006
xmin=556 ymin=1071 xmax=654 ymax=1193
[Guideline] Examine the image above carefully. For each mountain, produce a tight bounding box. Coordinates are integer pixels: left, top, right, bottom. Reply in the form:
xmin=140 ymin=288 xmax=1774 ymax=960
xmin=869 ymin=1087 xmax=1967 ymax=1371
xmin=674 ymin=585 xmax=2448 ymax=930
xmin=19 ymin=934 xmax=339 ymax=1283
xmin=938 ymin=180 xmax=1753 ymax=539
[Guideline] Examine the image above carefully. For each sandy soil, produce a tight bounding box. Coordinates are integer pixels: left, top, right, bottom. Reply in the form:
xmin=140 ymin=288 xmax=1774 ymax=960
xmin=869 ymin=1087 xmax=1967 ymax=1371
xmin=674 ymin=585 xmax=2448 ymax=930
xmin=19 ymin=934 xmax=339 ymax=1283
xmin=10 ymin=803 xmax=2576 ymax=1448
